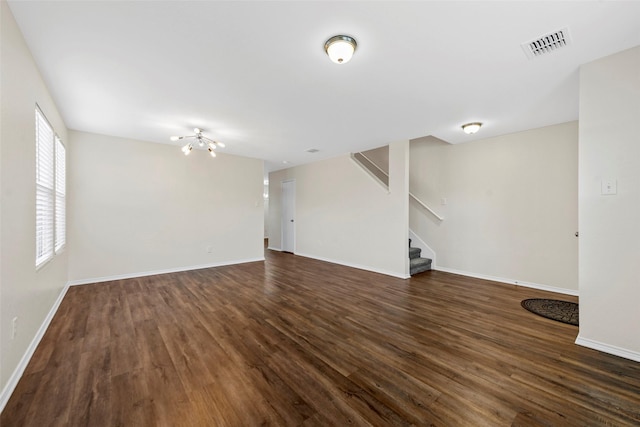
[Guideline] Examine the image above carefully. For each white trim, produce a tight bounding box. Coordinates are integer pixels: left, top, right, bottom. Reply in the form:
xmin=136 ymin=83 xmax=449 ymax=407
xmin=281 ymin=179 xmax=296 ymax=254
xmin=267 ymin=246 xmax=282 ymax=251
xmin=575 ymin=335 xmax=640 ymax=363
xmin=351 ymin=153 xmax=443 ymax=220
xmin=0 ymin=283 xmax=70 ymax=413
xmin=295 ymin=252 xmax=410 ymax=279
xmin=68 ymin=258 xmax=265 ymax=286
xmin=358 ymin=152 xmax=388 ymax=177
xmin=349 ymin=153 xmax=390 ymax=193
xmin=408 ymin=229 xmax=436 ymax=267
xmin=409 ymin=192 xmax=444 ymax=221
xmin=434 ymin=266 xmax=579 ymax=296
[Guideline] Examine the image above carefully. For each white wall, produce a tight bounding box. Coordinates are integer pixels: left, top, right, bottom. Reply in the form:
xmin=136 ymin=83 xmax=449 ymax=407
xmin=577 ymin=46 xmax=640 ymax=361
xmin=0 ymin=0 xmax=69 ymax=402
xmin=269 ymin=141 xmax=409 ymax=278
xmin=410 ymin=122 xmax=578 ymax=293
xmin=68 ymin=131 xmax=264 ymax=283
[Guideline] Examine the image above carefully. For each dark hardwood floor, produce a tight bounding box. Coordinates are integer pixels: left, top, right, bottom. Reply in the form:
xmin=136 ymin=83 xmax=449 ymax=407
xmin=2 ymin=249 xmax=640 ymax=426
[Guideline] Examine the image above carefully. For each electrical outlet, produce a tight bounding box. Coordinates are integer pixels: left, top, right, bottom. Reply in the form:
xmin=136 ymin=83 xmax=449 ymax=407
xmin=11 ymin=317 xmax=18 ymax=340
xmin=206 ymin=245 xmax=213 ymax=254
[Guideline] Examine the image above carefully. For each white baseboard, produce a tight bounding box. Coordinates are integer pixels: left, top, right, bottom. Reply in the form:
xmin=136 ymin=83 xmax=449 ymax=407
xmin=575 ymin=335 xmax=640 ymax=363
xmin=0 ymin=283 xmax=70 ymax=413
xmin=68 ymin=257 xmax=265 ymax=286
xmin=295 ymin=252 xmax=410 ymax=279
xmin=267 ymin=246 xmax=282 ymax=252
xmin=434 ymin=266 xmax=579 ymax=296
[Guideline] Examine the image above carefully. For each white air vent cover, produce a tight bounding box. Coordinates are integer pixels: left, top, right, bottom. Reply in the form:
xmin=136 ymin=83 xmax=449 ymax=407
xmin=522 ymin=27 xmax=571 ymax=59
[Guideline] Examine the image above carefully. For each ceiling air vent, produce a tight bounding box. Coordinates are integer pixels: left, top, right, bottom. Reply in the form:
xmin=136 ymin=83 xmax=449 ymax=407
xmin=522 ymin=27 xmax=571 ymax=59
xmin=306 ymin=148 xmax=319 ymax=153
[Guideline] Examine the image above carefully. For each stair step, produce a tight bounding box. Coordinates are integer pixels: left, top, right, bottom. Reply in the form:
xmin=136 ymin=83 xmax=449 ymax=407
xmin=409 ymin=247 xmax=421 ymax=259
xmin=410 ymin=257 xmax=432 ymax=275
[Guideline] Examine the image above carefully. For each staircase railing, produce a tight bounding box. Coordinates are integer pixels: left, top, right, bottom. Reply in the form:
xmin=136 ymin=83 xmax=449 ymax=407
xmin=409 ymin=192 xmax=444 ymax=221
xmin=351 ymin=151 xmax=444 ymax=221
xmin=350 ymin=152 xmax=389 ymax=190
xmin=357 ymin=152 xmax=389 ymax=184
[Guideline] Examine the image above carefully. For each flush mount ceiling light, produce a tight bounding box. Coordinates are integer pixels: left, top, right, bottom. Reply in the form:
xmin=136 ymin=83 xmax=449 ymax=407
xmin=461 ymin=122 xmax=483 ymax=135
xmin=170 ymin=128 xmax=225 ymax=157
xmin=324 ymin=35 xmax=357 ymax=64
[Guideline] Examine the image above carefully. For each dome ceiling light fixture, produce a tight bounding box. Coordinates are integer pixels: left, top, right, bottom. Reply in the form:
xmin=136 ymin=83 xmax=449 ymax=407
xmin=461 ymin=122 xmax=483 ymax=135
xmin=324 ymin=35 xmax=357 ymax=64
xmin=170 ymin=128 xmax=225 ymax=157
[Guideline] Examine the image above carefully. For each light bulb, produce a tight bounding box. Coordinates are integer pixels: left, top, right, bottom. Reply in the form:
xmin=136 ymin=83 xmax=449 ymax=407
xmin=208 ymin=147 xmax=217 ymax=157
xmin=194 ymin=128 xmax=201 ymax=134
xmin=208 ymin=142 xmax=216 ymax=150
xmin=182 ymin=143 xmax=192 ymax=155
xmin=216 ymin=141 xmax=225 ymax=148
xmin=170 ymin=136 xmax=180 ymax=141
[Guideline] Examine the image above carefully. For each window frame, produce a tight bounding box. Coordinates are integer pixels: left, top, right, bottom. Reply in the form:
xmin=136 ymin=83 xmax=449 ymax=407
xmin=54 ymin=136 xmax=66 ymax=253
xmin=35 ymin=105 xmax=66 ymax=269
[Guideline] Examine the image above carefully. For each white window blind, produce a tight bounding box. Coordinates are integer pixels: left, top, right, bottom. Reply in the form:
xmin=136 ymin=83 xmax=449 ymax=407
xmin=36 ymin=108 xmax=55 ymax=267
xmin=55 ymin=137 xmax=66 ymax=252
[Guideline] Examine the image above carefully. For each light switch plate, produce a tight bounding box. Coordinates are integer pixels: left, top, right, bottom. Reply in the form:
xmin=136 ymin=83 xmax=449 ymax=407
xmin=601 ymin=179 xmax=617 ymax=195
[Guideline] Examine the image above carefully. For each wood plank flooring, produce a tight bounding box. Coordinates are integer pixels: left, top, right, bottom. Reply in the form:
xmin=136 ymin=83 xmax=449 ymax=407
xmin=2 ymin=249 xmax=640 ymax=426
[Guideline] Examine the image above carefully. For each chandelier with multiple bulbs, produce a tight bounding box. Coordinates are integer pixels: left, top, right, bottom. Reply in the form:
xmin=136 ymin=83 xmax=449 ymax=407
xmin=170 ymin=128 xmax=225 ymax=157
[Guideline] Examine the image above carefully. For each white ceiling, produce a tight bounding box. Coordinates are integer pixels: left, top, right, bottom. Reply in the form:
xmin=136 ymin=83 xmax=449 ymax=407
xmin=8 ymin=1 xmax=640 ymax=171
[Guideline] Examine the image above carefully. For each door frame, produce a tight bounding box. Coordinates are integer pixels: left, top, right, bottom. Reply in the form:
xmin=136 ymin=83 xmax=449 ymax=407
xmin=281 ymin=179 xmax=296 ymax=253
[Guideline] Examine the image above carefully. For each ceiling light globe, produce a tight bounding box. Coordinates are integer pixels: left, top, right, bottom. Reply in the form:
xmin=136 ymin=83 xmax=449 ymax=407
xmin=462 ymin=122 xmax=482 ymax=135
xmin=325 ymin=35 xmax=357 ymax=64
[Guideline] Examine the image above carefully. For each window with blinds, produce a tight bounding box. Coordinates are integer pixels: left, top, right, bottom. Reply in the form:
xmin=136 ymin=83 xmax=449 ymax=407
xmin=35 ymin=107 xmax=65 ymax=267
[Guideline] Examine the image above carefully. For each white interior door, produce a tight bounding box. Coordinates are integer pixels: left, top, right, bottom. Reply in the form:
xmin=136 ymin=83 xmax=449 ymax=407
xmin=281 ymin=180 xmax=295 ymax=253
